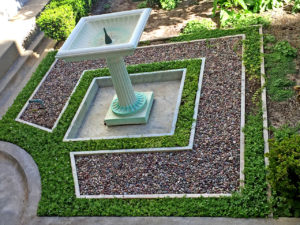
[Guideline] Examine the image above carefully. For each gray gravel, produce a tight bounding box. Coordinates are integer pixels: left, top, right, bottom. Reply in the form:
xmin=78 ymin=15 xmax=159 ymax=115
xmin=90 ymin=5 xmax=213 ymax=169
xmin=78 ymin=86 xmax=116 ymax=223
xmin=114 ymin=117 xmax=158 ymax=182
xmin=73 ymin=36 xmax=243 ymax=195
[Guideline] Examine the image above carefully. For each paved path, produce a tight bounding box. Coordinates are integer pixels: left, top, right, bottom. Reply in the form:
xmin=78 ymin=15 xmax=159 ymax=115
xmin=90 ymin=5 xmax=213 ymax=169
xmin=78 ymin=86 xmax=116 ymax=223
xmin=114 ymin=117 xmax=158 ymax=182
xmin=0 ymin=141 xmax=300 ymax=225
xmin=0 ymin=151 xmax=25 ymax=225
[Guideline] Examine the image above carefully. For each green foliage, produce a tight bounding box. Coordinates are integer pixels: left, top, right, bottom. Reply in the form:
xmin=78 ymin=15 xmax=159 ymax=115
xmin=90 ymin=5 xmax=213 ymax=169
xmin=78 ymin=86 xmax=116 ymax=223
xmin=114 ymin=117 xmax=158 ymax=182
xmin=263 ymin=34 xmax=276 ymax=45
xmin=160 ymin=0 xmax=179 ymax=10
xmin=145 ymin=0 xmax=178 ymax=10
xmin=220 ymin=9 xmax=270 ymax=28
xmin=37 ymin=0 xmax=97 ymax=41
xmin=213 ymin=0 xmax=285 ymax=16
xmin=265 ymin=39 xmax=297 ymax=101
xmin=47 ymin=0 xmax=88 ymax=22
xmin=270 ymin=123 xmax=300 ymax=142
xmin=274 ymin=41 xmax=298 ymax=58
xmin=36 ymin=5 xmax=76 ymax=41
xmin=182 ymin=19 xmax=216 ymax=34
xmin=146 ymin=0 xmax=160 ymax=7
xmin=267 ymin=135 xmax=300 ymax=216
xmin=0 ymin=27 xmax=270 ymax=217
xmin=293 ymin=0 xmax=300 ymax=12
xmin=103 ymin=3 xmax=111 ymax=9
xmin=137 ymin=1 xmax=148 ymax=8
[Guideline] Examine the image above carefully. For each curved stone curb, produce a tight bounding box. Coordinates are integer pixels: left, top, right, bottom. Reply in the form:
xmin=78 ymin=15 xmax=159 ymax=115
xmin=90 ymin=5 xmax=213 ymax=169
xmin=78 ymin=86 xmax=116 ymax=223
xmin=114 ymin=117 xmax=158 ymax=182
xmin=0 ymin=141 xmax=41 ymax=225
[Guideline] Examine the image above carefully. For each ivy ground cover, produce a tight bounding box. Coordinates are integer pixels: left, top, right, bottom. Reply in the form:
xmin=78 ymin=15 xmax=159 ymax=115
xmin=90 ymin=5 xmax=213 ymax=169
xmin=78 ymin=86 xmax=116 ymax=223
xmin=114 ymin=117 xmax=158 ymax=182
xmin=0 ymin=26 xmax=269 ymax=217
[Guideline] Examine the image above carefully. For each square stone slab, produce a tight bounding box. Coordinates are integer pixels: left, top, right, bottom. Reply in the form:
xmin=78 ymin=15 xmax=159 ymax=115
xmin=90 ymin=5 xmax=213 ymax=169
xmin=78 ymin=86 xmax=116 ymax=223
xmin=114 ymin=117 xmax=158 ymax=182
xmin=104 ymin=92 xmax=154 ymax=126
xmin=64 ymin=69 xmax=186 ymax=141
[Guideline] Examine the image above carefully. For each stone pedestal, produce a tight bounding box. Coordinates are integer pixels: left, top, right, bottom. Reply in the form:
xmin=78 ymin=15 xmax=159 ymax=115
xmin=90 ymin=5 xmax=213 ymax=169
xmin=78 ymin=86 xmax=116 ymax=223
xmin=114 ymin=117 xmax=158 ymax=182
xmin=104 ymin=56 xmax=154 ymax=126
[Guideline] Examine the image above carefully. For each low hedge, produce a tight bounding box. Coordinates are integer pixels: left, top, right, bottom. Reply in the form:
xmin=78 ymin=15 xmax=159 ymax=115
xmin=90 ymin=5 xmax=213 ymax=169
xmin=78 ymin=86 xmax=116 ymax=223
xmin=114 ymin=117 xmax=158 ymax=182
xmin=0 ymin=27 xmax=270 ymax=216
xmin=268 ymin=134 xmax=300 ymax=216
xmin=36 ymin=5 xmax=76 ymax=41
xmin=146 ymin=0 xmax=179 ymax=10
xmin=37 ymin=0 xmax=97 ymax=41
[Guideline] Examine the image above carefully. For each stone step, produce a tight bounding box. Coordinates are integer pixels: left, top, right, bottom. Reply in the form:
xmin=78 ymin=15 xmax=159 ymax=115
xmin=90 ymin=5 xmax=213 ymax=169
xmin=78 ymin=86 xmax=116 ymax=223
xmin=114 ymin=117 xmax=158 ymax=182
xmin=0 ymin=32 xmax=56 ymax=118
xmin=0 ymin=40 xmax=22 ymax=80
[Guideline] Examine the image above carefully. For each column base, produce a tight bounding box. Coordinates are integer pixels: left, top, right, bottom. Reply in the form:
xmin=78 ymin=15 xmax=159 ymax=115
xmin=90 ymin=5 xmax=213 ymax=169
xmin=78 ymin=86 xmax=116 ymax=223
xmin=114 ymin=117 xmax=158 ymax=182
xmin=111 ymin=92 xmax=147 ymax=116
xmin=104 ymin=92 xmax=154 ymax=126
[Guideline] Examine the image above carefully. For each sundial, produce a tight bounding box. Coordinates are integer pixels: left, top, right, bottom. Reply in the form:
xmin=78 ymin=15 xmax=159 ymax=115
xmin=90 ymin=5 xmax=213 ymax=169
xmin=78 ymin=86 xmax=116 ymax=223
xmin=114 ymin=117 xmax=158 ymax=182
xmin=56 ymin=8 xmax=153 ymax=126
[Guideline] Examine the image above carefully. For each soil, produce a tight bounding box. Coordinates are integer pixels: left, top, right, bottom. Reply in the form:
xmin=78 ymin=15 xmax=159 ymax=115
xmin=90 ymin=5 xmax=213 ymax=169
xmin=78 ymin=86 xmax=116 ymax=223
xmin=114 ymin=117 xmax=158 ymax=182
xmin=91 ymin=0 xmax=216 ymax=40
xmin=91 ymin=0 xmax=300 ymax=130
xmin=263 ymin=7 xmax=300 ymax=129
xmin=75 ymin=37 xmax=243 ymax=195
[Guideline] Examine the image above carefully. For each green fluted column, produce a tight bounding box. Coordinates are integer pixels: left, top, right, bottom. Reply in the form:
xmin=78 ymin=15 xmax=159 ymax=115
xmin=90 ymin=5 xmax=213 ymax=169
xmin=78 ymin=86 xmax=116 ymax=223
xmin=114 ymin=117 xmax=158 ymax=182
xmin=106 ymin=56 xmax=146 ymax=116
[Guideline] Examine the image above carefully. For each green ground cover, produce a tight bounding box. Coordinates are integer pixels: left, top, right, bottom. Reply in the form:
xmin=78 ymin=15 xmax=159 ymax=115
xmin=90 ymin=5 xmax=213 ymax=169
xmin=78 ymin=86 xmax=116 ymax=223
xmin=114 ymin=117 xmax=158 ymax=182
xmin=0 ymin=26 xmax=270 ymax=216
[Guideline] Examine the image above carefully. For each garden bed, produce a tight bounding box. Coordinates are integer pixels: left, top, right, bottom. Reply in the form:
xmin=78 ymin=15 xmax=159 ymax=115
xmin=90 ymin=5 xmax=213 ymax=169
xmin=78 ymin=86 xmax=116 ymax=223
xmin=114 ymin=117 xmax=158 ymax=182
xmin=0 ymin=27 xmax=269 ymax=217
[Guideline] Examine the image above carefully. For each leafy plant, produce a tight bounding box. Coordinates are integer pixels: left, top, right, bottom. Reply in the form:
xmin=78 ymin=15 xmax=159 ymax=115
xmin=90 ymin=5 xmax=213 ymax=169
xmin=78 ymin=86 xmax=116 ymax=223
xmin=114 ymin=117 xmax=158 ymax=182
xmin=145 ymin=0 xmax=178 ymax=9
xmin=137 ymin=1 xmax=148 ymax=8
xmin=270 ymin=123 xmax=300 ymax=142
xmin=160 ymin=0 xmax=179 ymax=10
xmin=37 ymin=0 xmax=98 ymax=41
xmin=220 ymin=9 xmax=270 ymax=28
xmin=213 ymin=0 xmax=285 ymax=16
xmin=265 ymin=40 xmax=297 ymax=101
xmin=47 ymin=0 xmax=88 ymax=22
xmin=146 ymin=0 xmax=160 ymax=7
xmin=273 ymin=41 xmax=297 ymax=58
xmin=182 ymin=19 xmax=216 ymax=34
xmin=103 ymin=3 xmax=111 ymax=9
xmin=36 ymin=5 xmax=76 ymax=41
xmin=267 ymin=135 xmax=300 ymax=216
xmin=293 ymin=0 xmax=300 ymax=12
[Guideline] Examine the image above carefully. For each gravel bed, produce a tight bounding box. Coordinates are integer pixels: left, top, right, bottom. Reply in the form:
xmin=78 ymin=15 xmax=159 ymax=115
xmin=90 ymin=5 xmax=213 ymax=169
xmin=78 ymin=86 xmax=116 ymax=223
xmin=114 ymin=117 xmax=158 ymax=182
xmin=20 ymin=37 xmax=242 ymax=130
xmin=74 ymin=36 xmax=243 ymax=195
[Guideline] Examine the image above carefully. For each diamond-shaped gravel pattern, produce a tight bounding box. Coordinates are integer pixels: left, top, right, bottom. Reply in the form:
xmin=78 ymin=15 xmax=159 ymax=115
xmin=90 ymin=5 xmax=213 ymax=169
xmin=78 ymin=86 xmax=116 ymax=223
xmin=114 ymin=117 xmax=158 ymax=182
xmin=73 ymin=36 xmax=243 ymax=195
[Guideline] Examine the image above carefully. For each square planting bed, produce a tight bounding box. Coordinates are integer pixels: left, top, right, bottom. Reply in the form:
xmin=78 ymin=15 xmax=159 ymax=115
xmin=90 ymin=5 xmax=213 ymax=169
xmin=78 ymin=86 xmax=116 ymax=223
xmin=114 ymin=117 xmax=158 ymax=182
xmin=64 ymin=69 xmax=187 ymax=141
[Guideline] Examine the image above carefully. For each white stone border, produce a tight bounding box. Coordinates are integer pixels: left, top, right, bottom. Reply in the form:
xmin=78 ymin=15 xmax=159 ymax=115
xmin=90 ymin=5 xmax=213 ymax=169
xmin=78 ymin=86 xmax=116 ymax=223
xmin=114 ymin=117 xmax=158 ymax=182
xmin=15 ymin=58 xmax=88 ymax=133
xmin=70 ymin=33 xmax=247 ymax=198
xmin=63 ymin=69 xmax=187 ymax=141
xmin=139 ymin=34 xmax=246 ymax=49
xmin=15 ymin=59 xmax=59 ymax=132
xmin=258 ymin=26 xmax=271 ymax=203
xmin=240 ymin=34 xmax=246 ymax=188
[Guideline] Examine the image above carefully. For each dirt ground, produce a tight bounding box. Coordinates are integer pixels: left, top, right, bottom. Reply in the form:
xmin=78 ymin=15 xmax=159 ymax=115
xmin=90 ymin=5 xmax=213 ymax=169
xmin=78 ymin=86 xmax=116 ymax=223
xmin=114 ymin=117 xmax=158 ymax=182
xmin=91 ymin=0 xmax=300 ymax=129
xmin=92 ymin=0 xmax=216 ymax=40
xmin=264 ymin=7 xmax=300 ymax=129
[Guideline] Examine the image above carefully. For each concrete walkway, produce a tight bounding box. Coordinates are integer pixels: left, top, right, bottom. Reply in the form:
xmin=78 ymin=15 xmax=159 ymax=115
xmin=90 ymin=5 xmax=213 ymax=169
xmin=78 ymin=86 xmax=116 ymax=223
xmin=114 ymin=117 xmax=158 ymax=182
xmin=0 ymin=141 xmax=299 ymax=225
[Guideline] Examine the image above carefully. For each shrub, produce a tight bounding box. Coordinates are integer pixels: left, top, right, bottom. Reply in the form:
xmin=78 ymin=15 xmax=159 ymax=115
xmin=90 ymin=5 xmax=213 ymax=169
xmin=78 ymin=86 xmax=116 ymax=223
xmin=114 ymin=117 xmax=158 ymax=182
xmin=36 ymin=5 xmax=76 ymax=41
xmin=220 ymin=9 xmax=270 ymax=28
xmin=146 ymin=0 xmax=160 ymax=7
xmin=213 ymin=0 xmax=285 ymax=16
xmin=270 ymin=124 xmax=300 ymax=142
xmin=273 ymin=41 xmax=297 ymax=58
xmin=137 ymin=1 xmax=148 ymax=8
xmin=267 ymin=135 xmax=300 ymax=216
xmin=182 ymin=19 xmax=216 ymax=34
xmin=160 ymin=0 xmax=179 ymax=10
xmin=37 ymin=0 xmax=97 ymax=41
xmin=293 ymin=0 xmax=300 ymax=13
xmin=146 ymin=0 xmax=178 ymax=10
xmin=46 ymin=0 xmax=88 ymax=22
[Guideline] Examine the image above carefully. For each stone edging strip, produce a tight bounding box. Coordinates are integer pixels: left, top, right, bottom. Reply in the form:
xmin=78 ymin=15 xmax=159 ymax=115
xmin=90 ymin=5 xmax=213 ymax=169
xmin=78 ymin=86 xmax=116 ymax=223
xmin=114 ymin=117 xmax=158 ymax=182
xmin=15 ymin=59 xmax=58 ymax=132
xmin=63 ymin=68 xmax=187 ymax=141
xmin=258 ymin=26 xmax=272 ymax=215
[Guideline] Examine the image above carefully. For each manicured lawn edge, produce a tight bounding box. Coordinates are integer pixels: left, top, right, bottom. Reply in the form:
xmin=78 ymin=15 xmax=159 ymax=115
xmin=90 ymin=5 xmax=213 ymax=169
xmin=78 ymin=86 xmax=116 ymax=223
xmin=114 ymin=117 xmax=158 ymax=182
xmin=0 ymin=27 xmax=270 ymax=217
